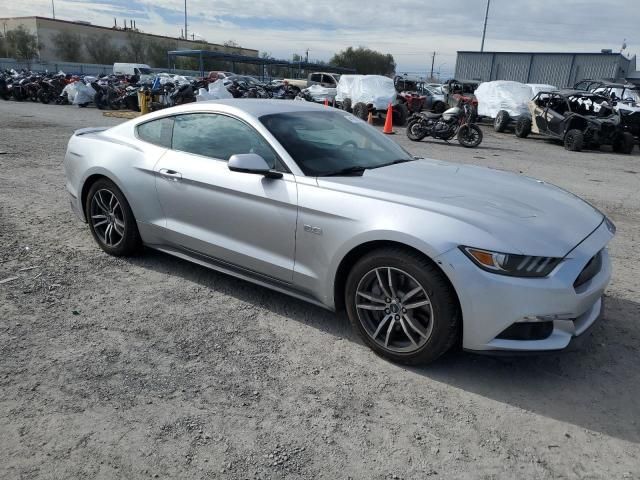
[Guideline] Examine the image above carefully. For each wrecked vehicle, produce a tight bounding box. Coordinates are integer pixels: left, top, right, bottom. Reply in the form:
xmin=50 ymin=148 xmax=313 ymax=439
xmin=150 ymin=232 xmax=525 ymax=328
xmin=574 ymin=80 xmax=640 ymax=140
xmin=336 ymin=75 xmax=408 ymax=125
xmin=515 ymin=90 xmax=635 ymax=153
xmin=394 ymin=75 xmax=427 ymax=113
xmin=442 ymin=79 xmax=480 ymax=119
xmin=475 ymin=81 xmax=557 ymax=133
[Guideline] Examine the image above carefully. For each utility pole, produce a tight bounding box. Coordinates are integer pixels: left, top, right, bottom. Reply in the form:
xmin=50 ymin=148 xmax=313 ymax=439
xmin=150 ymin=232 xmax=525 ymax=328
xmin=481 ymin=0 xmax=490 ymax=52
xmin=51 ymin=0 xmax=56 ymax=19
xmin=305 ymin=49 xmax=309 ymax=64
xmin=429 ymin=51 xmax=436 ymax=80
xmin=184 ymin=0 xmax=188 ymax=40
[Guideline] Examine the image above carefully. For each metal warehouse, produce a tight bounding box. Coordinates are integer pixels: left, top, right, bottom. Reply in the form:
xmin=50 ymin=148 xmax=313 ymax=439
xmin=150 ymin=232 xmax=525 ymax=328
xmin=455 ymin=51 xmax=636 ymax=87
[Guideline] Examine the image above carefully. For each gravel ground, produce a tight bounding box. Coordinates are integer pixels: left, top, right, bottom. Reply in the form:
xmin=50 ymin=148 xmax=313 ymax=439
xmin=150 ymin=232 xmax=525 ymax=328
xmin=1 ymin=101 xmax=639 ymax=480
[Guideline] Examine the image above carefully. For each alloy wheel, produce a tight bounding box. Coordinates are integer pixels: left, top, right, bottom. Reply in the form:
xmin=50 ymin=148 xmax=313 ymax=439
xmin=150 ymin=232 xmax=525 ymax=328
xmin=355 ymin=267 xmax=434 ymax=353
xmin=90 ymin=189 xmax=125 ymax=247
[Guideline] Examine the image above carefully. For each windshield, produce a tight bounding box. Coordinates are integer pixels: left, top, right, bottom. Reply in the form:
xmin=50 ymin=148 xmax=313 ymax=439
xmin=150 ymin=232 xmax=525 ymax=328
xmin=260 ymin=111 xmax=413 ymax=176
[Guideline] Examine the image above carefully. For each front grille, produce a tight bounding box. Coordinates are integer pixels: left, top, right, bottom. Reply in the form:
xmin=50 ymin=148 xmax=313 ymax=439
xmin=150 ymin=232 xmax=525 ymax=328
xmin=573 ymin=250 xmax=603 ymax=289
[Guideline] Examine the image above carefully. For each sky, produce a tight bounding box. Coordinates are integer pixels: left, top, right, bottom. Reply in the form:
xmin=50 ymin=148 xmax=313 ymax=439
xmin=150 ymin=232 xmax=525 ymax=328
xmin=2 ymin=0 xmax=639 ymax=77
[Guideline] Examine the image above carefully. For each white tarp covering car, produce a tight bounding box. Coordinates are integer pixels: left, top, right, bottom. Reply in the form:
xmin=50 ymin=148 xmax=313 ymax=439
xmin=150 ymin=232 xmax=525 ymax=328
xmin=528 ymin=83 xmax=558 ymax=97
xmin=336 ymin=75 xmax=397 ymax=110
xmin=301 ymin=84 xmax=336 ymax=103
xmin=475 ymin=80 xmax=535 ymax=118
xmin=196 ymin=79 xmax=233 ymax=102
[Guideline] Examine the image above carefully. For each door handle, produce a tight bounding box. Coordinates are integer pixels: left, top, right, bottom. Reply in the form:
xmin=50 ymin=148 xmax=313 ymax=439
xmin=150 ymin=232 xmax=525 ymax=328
xmin=159 ymin=168 xmax=182 ymax=181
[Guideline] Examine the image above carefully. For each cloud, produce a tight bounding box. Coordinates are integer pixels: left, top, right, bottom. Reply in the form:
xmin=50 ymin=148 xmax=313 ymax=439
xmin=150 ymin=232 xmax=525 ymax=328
xmin=3 ymin=0 xmax=638 ymax=75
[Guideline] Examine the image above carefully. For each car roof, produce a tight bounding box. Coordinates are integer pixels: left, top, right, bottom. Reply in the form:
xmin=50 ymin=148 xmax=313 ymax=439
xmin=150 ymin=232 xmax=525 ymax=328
xmin=133 ymin=99 xmax=330 ymax=124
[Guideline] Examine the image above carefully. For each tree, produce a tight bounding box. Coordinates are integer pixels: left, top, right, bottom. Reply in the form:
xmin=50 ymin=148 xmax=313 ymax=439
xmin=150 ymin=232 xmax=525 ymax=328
xmin=126 ymin=31 xmax=147 ymax=63
xmin=146 ymin=39 xmax=175 ymax=68
xmin=52 ymin=31 xmax=83 ymax=62
xmin=223 ymin=40 xmax=239 ymax=48
xmin=84 ymin=34 xmax=120 ymax=64
xmin=330 ymin=46 xmax=395 ymax=75
xmin=6 ymin=26 xmax=39 ymax=60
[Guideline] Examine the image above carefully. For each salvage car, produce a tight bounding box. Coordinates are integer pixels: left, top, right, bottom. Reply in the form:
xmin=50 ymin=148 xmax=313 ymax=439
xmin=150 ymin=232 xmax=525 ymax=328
xmin=64 ymin=99 xmax=614 ymax=364
xmin=336 ymin=74 xmax=409 ymax=125
xmin=442 ymin=79 xmax=480 ymax=118
xmin=515 ymin=90 xmax=635 ymax=153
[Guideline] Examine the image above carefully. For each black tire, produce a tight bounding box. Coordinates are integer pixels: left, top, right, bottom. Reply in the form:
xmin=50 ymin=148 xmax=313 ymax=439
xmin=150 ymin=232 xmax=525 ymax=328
xmin=432 ymin=101 xmax=446 ymax=114
xmin=457 ymin=123 xmax=483 ymax=148
xmin=352 ymin=102 xmax=369 ymax=121
xmin=515 ymin=116 xmax=531 ymax=138
xmin=344 ymin=247 xmax=460 ymax=365
xmin=37 ymin=89 xmax=51 ymax=104
xmin=493 ymin=110 xmax=510 ymax=132
xmin=564 ymin=129 xmax=584 ymax=152
xmin=394 ymin=103 xmax=409 ymax=126
xmin=342 ymin=98 xmax=352 ymax=113
xmin=85 ymin=178 xmax=142 ymax=257
xmin=612 ymin=132 xmax=635 ymax=154
xmin=406 ymin=118 xmax=427 ymax=141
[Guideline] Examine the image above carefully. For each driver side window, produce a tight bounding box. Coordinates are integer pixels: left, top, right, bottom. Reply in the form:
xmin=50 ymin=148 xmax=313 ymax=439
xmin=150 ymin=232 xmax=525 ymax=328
xmin=171 ymin=113 xmax=279 ymax=168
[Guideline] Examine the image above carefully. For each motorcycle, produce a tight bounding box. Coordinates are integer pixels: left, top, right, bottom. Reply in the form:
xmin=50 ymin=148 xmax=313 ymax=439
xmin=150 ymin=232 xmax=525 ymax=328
xmin=406 ymin=103 xmax=483 ymax=148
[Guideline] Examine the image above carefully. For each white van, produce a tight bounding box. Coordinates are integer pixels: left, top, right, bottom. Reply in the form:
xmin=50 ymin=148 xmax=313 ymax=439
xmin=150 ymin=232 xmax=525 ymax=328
xmin=113 ymin=63 xmax=153 ymax=78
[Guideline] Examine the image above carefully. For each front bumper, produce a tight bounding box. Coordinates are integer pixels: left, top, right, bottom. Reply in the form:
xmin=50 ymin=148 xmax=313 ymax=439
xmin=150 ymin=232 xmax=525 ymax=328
xmin=436 ymin=220 xmax=613 ymax=352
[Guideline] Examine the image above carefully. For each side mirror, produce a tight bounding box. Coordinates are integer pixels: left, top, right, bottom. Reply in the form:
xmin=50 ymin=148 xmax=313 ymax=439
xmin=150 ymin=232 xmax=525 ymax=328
xmin=228 ymin=153 xmax=282 ymax=178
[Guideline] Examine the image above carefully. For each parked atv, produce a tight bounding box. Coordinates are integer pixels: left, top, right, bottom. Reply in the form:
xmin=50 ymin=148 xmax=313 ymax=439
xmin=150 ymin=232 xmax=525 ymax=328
xmin=515 ymin=89 xmax=634 ymax=154
xmin=394 ymin=75 xmax=427 ymax=113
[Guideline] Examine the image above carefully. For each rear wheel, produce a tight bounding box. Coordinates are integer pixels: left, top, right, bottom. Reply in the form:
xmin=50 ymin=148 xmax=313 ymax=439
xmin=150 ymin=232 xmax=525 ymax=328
xmin=564 ymin=129 xmax=584 ymax=151
xmin=612 ymin=132 xmax=635 ymax=154
xmin=406 ymin=118 xmax=427 ymax=141
xmin=352 ymin=102 xmax=369 ymax=121
xmin=344 ymin=248 xmax=460 ymax=365
xmin=85 ymin=178 xmax=141 ymax=256
xmin=493 ymin=110 xmax=510 ymax=132
xmin=457 ymin=124 xmax=483 ymax=148
xmin=515 ymin=116 xmax=531 ymax=138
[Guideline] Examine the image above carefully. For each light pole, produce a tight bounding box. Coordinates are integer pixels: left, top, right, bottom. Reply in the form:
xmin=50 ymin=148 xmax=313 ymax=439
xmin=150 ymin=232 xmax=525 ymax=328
xmin=51 ymin=0 xmax=56 ymax=19
xmin=437 ymin=63 xmax=447 ymax=81
xmin=480 ymin=0 xmax=490 ymax=52
xmin=184 ymin=0 xmax=187 ymax=40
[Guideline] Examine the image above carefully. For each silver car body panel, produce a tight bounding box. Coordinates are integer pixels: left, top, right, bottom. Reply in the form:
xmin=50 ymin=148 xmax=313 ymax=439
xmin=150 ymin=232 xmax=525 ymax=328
xmin=63 ymin=99 xmax=613 ymax=352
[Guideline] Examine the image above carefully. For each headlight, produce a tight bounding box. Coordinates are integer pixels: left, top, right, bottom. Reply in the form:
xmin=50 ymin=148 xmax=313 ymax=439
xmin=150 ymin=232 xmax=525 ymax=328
xmin=460 ymin=246 xmax=562 ymax=278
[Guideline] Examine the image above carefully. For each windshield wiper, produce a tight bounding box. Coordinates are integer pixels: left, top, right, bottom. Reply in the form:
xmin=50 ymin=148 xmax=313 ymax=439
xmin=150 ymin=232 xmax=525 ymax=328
xmin=321 ymin=166 xmax=367 ymax=177
xmin=370 ymin=158 xmax=417 ymax=169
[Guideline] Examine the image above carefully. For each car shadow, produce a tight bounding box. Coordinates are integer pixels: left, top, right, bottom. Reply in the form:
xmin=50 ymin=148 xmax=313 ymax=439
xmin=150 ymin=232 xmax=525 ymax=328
xmin=127 ymin=249 xmax=640 ymax=443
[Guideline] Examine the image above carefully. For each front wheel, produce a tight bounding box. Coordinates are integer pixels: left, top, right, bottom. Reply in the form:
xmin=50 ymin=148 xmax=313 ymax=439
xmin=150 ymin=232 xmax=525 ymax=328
xmin=85 ymin=178 xmax=141 ymax=256
xmin=515 ymin=116 xmax=531 ymax=138
xmin=457 ymin=123 xmax=483 ymax=148
xmin=344 ymin=248 xmax=460 ymax=365
xmin=406 ymin=118 xmax=428 ymax=141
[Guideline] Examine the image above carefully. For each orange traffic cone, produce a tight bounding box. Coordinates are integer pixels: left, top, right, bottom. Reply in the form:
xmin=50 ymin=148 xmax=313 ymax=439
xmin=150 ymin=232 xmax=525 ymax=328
xmin=324 ymin=98 xmax=329 ymax=107
xmin=367 ymin=111 xmax=374 ymax=125
xmin=382 ymin=103 xmax=394 ymax=134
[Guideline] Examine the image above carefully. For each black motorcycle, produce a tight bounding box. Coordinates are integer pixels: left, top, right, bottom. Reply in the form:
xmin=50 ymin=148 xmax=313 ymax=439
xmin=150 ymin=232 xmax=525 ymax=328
xmin=406 ymin=103 xmax=483 ymax=148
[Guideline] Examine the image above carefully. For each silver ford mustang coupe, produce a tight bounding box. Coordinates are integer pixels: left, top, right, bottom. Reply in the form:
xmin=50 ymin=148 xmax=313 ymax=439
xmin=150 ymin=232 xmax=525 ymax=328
xmin=63 ymin=99 xmax=614 ymax=364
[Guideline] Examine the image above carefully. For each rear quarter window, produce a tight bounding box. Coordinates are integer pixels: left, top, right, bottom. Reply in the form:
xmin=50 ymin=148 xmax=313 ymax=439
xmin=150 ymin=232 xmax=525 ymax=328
xmin=136 ymin=117 xmax=174 ymax=148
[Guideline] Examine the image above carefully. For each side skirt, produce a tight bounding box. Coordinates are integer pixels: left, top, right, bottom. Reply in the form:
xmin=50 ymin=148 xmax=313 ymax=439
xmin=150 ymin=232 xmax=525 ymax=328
xmin=148 ymin=243 xmax=334 ymax=312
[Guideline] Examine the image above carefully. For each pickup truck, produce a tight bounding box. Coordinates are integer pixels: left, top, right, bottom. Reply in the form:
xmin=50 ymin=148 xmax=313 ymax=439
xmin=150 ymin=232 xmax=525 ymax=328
xmin=282 ymin=72 xmax=341 ymax=91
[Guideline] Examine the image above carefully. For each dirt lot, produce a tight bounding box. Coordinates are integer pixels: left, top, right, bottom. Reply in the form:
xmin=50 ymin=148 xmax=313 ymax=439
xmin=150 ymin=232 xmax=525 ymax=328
xmin=1 ymin=101 xmax=639 ymax=480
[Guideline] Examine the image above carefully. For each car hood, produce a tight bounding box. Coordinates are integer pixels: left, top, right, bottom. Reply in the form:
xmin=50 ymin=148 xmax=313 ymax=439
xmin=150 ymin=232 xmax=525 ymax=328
xmin=317 ymin=159 xmax=603 ymax=257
